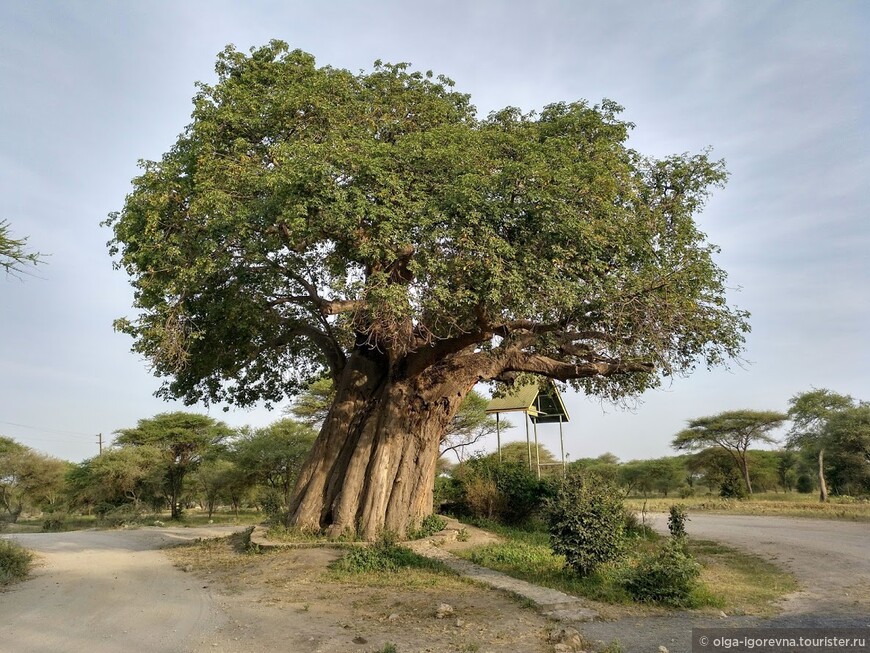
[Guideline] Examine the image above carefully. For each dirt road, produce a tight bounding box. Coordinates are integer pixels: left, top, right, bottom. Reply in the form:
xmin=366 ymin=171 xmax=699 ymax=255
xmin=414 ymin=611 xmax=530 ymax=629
xmin=1 ymin=526 xmax=242 ymax=653
xmin=3 ymin=516 xmax=869 ymax=653
xmin=2 ymin=526 xmax=551 ymax=653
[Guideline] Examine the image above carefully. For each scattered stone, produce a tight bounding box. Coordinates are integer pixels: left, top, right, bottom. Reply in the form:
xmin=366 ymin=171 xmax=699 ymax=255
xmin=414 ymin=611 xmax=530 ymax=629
xmin=352 ymin=635 xmax=367 ymax=644
xmin=435 ymin=603 xmax=454 ymax=619
xmin=659 ymin=646 xmax=670 ymax=653
xmin=719 ymin=611 xmax=728 ymax=618
xmin=454 ymin=618 xmax=465 ymax=628
xmin=548 ymin=627 xmax=584 ymax=650
xmin=387 ymin=613 xmax=400 ymax=622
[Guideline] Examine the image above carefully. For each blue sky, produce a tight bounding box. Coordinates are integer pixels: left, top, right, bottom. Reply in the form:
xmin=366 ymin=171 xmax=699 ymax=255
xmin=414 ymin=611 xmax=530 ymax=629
xmin=1 ymin=1 xmax=867 ymax=463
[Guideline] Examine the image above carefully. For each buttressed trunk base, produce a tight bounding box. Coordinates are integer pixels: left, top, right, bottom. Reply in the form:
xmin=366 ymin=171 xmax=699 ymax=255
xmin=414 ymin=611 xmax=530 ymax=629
xmin=288 ymin=354 xmax=469 ymax=540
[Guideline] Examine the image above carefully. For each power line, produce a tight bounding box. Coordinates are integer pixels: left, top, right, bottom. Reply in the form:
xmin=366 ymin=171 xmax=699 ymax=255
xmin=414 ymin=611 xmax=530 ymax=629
xmin=0 ymin=419 xmax=95 ymax=438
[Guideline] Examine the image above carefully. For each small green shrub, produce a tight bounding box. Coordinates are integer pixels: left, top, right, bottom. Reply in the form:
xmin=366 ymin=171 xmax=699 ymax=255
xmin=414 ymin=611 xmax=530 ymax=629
xmin=433 ymin=475 xmax=463 ymax=509
xmin=408 ymin=514 xmax=447 ymax=539
xmin=98 ymin=504 xmax=143 ymax=527
xmin=330 ymin=541 xmax=442 ymax=574
xmin=258 ymin=488 xmax=284 ymax=523
xmin=795 ymin=474 xmax=814 ymax=494
xmin=678 ymin=486 xmax=696 ymax=499
xmin=453 ymin=458 xmax=553 ymax=525
xmin=0 ymin=539 xmax=33 ymax=585
xmin=667 ymin=504 xmax=689 ymax=539
xmin=494 ymin=461 xmax=555 ymax=524
xmin=42 ymin=513 xmax=68 ymax=532
xmin=456 ymin=527 xmax=470 ymax=542
xmin=546 ymin=471 xmax=626 ymax=576
xmin=622 ymin=539 xmax=701 ymax=606
xmin=719 ymin=471 xmax=747 ymax=499
xmin=374 ymin=644 xmax=398 ymax=653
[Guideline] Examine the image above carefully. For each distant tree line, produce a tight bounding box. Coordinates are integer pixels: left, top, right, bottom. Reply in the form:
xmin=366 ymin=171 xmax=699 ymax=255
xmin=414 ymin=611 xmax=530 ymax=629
xmin=438 ymin=388 xmax=870 ymax=523
xmin=0 ymin=382 xmax=501 ymax=528
xmin=2 ymin=386 xmax=867 ymax=530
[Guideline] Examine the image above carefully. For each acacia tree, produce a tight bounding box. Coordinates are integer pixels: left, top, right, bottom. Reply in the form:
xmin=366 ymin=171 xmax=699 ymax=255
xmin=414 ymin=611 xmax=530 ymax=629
xmin=823 ymin=404 xmax=870 ymax=495
xmin=233 ymin=418 xmax=317 ymax=525
xmin=439 ymin=390 xmax=504 ymax=462
xmin=113 ymin=412 xmax=233 ymax=518
xmin=786 ymin=388 xmax=854 ymax=502
xmin=0 ymin=437 xmax=68 ymax=521
xmin=287 ymin=377 xmax=336 ymax=427
xmin=0 ymin=220 xmax=41 ymax=276
xmin=68 ymin=446 xmax=164 ymax=512
xmin=106 ymin=42 xmax=749 ymax=539
xmin=672 ymin=410 xmax=786 ymax=495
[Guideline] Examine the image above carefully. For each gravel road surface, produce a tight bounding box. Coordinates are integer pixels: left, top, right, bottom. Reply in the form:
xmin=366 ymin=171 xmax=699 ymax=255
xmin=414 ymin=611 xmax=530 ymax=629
xmin=1 ymin=526 xmax=242 ymax=653
xmin=3 ymin=516 xmax=869 ymax=653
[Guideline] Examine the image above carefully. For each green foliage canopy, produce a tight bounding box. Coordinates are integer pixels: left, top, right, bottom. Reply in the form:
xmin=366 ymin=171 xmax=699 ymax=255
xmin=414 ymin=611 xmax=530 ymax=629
xmin=233 ymin=418 xmax=316 ymax=521
xmin=823 ymin=404 xmax=870 ymax=494
xmin=106 ymin=40 xmax=749 ymax=409
xmin=0 ymin=436 xmax=68 ymax=522
xmin=673 ymin=410 xmax=786 ymax=494
xmin=113 ymin=412 xmax=234 ymax=518
xmin=786 ymin=389 xmax=855 ymax=452
xmin=672 ymin=410 xmax=786 ymax=455
xmin=0 ymin=220 xmax=41 ymax=277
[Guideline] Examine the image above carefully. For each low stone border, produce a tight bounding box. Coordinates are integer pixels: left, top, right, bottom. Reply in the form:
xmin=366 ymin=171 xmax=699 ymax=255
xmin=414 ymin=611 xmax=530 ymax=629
xmin=247 ymin=525 xmax=363 ymax=550
xmin=407 ymin=537 xmax=599 ymax=622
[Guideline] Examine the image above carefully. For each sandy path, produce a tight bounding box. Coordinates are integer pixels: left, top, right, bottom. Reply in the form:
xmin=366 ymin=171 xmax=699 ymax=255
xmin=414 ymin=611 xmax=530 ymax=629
xmin=1 ymin=527 xmax=243 ymax=653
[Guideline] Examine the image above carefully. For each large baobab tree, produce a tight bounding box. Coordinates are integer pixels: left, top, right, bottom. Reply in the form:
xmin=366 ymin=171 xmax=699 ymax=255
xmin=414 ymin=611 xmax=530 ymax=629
xmin=106 ymin=41 xmax=749 ymax=539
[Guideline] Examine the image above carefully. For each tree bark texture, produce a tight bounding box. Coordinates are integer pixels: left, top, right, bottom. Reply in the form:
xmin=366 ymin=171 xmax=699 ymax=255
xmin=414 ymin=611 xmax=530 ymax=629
xmin=818 ymin=448 xmax=828 ymax=503
xmin=739 ymin=457 xmax=754 ymax=496
xmin=287 ymin=348 xmax=477 ymax=540
xmin=286 ymin=328 xmax=655 ymax=540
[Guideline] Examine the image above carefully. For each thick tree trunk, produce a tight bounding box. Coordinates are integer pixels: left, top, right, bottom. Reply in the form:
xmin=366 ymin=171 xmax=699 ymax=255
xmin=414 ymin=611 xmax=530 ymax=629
xmin=739 ymin=458 xmax=753 ymax=495
xmin=288 ymin=349 xmax=473 ymax=540
xmin=818 ymin=448 xmax=828 ymax=503
xmin=168 ymin=468 xmax=183 ymax=519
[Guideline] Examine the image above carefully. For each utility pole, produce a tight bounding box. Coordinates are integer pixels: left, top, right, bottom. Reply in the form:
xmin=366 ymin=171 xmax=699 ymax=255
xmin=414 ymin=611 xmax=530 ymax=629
xmin=97 ymin=432 xmax=103 ymax=455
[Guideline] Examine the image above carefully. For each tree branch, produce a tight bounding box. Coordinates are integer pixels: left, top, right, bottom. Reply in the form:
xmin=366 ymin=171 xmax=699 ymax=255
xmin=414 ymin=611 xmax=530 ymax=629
xmin=273 ymin=320 xmax=347 ymax=379
xmin=499 ymin=351 xmax=654 ymax=381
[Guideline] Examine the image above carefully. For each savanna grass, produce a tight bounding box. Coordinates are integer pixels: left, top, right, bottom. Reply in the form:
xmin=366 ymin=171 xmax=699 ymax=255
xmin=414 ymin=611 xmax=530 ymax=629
xmin=0 ymin=539 xmax=33 ymax=585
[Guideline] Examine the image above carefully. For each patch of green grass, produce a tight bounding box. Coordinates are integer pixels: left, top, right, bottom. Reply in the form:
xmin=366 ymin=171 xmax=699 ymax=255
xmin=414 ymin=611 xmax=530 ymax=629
xmin=0 ymin=539 xmax=33 ymax=585
xmin=331 ymin=542 xmax=446 ymax=574
xmin=326 ymin=541 xmax=460 ymax=590
xmin=407 ymin=514 xmax=447 ymax=540
xmin=456 ymin=521 xmax=796 ymax=614
xmin=458 ymin=533 xmax=638 ymax=605
xmin=462 ymin=517 xmax=550 ymax=545
xmin=690 ymin=539 xmax=799 ymax=616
